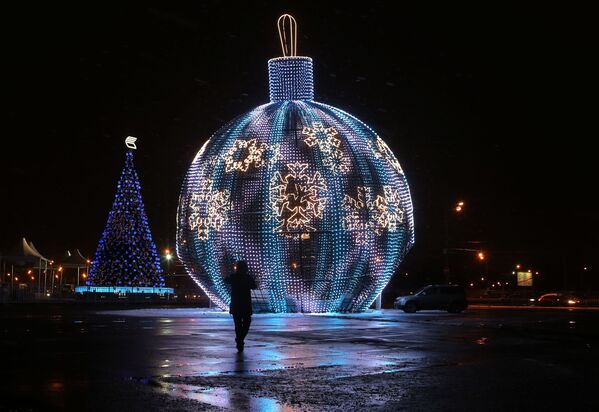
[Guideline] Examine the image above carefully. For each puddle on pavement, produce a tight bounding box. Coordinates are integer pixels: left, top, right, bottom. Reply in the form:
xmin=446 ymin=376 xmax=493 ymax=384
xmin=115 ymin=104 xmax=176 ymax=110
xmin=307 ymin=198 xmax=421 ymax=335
xmin=146 ymin=379 xmax=295 ymax=411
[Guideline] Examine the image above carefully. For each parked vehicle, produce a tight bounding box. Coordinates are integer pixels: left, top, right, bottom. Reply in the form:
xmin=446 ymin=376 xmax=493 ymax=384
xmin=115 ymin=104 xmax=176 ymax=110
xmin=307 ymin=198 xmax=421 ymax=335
xmin=505 ymin=290 xmax=537 ymax=306
xmin=394 ymin=284 xmax=468 ymax=313
xmin=536 ymin=293 xmax=580 ymax=306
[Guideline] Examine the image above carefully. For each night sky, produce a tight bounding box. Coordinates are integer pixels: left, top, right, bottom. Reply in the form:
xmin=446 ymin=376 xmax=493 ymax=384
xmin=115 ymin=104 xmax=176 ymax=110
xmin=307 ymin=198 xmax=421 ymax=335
xmin=3 ymin=2 xmax=595 ymax=287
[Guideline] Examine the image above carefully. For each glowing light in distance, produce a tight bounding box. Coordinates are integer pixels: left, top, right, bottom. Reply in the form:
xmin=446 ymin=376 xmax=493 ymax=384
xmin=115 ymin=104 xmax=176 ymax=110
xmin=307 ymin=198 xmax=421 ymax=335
xmin=125 ymin=136 xmax=138 ymax=150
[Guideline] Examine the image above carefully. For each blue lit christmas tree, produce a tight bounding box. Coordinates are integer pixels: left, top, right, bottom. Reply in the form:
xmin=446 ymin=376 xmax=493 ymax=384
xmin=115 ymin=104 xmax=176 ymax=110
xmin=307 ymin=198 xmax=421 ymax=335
xmin=87 ymin=138 xmax=165 ymax=287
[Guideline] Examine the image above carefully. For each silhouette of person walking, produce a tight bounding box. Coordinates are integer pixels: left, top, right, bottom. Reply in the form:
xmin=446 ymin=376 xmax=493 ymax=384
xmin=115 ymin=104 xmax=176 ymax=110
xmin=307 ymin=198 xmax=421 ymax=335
xmin=225 ymin=260 xmax=257 ymax=352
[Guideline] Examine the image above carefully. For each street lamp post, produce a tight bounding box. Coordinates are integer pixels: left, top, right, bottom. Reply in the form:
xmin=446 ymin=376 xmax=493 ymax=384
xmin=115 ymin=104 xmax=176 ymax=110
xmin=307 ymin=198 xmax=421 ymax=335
xmin=44 ymin=264 xmax=48 ymax=295
xmin=478 ymin=251 xmax=488 ymax=284
xmin=443 ymin=212 xmax=450 ymax=283
xmin=52 ymin=266 xmax=62 ymax=296
xmin=164 ymin=249 xmax=172 ymax=275
xmin=444 ymin=201 xmax=465 ymax=283
xmin=59 ymin=266 xmax=63 ymax=296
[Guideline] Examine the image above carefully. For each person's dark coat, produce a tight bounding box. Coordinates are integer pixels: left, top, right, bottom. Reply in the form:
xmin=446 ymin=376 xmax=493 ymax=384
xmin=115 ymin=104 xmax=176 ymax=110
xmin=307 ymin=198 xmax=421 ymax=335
xmin=225 ymin=273 xmax=257 ymax=315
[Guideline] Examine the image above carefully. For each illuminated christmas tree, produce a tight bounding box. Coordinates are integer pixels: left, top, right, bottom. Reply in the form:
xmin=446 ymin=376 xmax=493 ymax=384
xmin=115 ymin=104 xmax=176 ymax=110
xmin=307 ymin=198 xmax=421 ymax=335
xmin=87 ymin=138 xmax=164 ymax=287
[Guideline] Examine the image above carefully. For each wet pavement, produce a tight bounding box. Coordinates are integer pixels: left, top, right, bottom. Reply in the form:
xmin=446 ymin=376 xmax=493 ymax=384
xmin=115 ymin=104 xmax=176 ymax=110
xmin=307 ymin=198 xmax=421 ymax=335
xmin=2 ymin=304 xmax=598 ymax=411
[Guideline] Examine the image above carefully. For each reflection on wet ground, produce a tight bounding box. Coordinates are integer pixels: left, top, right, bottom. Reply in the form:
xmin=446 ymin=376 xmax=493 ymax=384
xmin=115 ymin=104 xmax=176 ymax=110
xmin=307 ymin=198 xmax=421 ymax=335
xmin=147 ymin=379 xmax=296 ymax=411
xmin=2 ymin=305 xmax=599 ymax=410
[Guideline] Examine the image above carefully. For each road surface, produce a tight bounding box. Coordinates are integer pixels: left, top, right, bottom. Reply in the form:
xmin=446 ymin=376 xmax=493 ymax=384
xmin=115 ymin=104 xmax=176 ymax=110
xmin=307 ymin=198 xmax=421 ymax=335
xmin=2 ymin=305 xmax=598 ymax=410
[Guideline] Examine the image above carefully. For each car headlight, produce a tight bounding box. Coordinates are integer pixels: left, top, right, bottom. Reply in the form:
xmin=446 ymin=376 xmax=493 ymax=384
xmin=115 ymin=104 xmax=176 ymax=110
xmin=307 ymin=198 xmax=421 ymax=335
xmin=567 ymin=299 xmax=577 ymax=305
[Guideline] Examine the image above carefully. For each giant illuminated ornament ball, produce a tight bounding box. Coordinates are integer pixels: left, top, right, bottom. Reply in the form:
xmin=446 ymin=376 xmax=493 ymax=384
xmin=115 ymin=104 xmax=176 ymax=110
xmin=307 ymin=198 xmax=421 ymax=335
xmin=177 ymin=15 xmax=414 ymax=312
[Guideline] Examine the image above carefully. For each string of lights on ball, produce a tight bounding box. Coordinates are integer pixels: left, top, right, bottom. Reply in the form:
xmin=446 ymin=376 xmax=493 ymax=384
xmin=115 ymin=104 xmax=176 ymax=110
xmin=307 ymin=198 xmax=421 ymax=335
xmin=177 ymin=15 xmax=414 ymax=312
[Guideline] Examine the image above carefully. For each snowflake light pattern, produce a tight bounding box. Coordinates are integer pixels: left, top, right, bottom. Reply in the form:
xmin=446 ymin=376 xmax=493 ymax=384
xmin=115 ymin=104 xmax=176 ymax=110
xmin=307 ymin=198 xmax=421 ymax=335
xmin=302 ymin=122 xmax=349 ymax=175
xmin=368 ymin=136 xmax=404 ymax=174
xmin=322 ymin=146 xmax=351 ymax=175
xmin=188 ymin=179 xmax=231 ymax=240
xmin=342 ymin=186 xmax=405 ymax=244
xmin=224 ymin=138 xmax=268 ymax=172
xmin=267 ymin=143 xmax=282 ymax=169
xmin=269 ymin=162 xmax=327 ymax=233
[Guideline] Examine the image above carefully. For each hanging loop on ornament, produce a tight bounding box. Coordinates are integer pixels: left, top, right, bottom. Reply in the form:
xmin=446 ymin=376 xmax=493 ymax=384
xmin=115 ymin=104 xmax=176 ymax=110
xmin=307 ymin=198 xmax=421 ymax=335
xmin=277 ymin=14 xmax=297 ymax=57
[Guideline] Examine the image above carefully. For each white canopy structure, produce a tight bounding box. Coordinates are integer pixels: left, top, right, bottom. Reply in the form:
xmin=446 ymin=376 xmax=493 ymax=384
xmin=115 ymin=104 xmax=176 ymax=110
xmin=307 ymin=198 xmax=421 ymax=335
xmin=0 ymin=238 xmax=50 ymax=293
